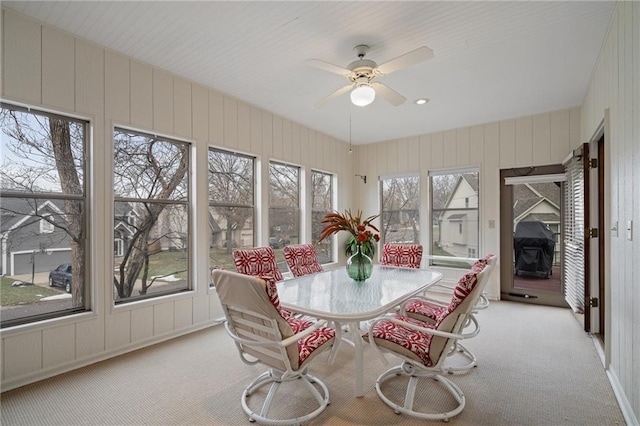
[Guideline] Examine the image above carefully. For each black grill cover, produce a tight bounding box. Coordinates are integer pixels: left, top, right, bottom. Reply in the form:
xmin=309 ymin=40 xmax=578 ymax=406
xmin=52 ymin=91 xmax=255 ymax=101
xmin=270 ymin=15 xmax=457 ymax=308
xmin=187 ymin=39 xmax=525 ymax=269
xmin=514 ymin=221 xmax=555 ymax=275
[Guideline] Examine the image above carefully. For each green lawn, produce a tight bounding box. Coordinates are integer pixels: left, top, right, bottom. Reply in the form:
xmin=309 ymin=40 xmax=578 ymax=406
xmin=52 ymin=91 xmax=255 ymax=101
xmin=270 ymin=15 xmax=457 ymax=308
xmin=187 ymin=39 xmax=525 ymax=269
xmin=1 ymin=276 xmax=61 ymax=306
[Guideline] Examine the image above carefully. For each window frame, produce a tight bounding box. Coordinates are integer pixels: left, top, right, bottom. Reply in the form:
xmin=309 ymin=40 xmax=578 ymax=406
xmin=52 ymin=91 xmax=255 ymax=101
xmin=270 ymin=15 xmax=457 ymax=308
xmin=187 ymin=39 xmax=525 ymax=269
xmin=0 ymin=102 xmax=90 ymax=328
xmin=311 ymin=169 xmax=335 ymax=264
xmin=112 ymin=126 xmax=192 ymax=304
xmin=207 ymin=147 xmax=256 ymax=278
xmin=429 ymin=167 xmax=480 ymax=268
xmin=379 ymin=174 xmax=421 ymax=246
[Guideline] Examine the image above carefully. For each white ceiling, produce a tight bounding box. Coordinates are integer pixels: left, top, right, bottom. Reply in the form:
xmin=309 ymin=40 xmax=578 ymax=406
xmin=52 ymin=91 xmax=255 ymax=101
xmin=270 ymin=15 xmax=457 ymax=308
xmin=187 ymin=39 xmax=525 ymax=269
xmin=3 ymin=1 xmax=616 ymax=145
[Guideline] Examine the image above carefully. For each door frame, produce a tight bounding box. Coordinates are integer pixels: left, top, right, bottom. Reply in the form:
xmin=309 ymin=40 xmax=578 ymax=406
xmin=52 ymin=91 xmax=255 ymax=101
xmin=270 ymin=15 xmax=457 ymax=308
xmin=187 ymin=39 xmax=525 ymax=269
xmin=499 ymin=164 xmax=568 ymax=307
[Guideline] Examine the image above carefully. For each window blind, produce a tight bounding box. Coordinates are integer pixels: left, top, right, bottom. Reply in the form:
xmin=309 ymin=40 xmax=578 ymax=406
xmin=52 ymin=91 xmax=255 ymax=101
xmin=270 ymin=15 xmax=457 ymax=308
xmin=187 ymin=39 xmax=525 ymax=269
xmin=563 ymin=149 xmax=585 ymax=313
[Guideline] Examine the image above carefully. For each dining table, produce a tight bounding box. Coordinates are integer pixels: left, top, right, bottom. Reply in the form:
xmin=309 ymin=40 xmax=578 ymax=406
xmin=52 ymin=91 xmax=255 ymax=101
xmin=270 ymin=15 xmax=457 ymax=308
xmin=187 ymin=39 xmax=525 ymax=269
xmin=277 ymin=265 xmax=444 ymax=397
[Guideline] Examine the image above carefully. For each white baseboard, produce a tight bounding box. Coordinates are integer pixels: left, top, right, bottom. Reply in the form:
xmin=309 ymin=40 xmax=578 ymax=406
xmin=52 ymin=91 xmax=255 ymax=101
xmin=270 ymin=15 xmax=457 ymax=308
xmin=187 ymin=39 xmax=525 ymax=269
xmin=607 ymin=368 xmax=639 ymax=426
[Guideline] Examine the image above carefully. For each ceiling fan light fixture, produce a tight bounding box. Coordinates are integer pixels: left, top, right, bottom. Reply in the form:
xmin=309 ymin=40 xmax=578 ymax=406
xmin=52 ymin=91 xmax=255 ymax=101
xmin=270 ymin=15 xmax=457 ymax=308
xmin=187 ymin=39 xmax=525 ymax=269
xmin=350 ymin=84 xmax=375 ymax=106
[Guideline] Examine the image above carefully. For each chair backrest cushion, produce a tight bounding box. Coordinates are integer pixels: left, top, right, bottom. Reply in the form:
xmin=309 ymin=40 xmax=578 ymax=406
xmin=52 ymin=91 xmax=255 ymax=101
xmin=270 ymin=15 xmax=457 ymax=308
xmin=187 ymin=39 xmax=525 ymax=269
xmin=232 ymin=246 xmax=284 ymax=282
xmin=283 ymin=244 xmax=324 ymax=277
xmin=381 ymin=243 xmax=423 ymax=268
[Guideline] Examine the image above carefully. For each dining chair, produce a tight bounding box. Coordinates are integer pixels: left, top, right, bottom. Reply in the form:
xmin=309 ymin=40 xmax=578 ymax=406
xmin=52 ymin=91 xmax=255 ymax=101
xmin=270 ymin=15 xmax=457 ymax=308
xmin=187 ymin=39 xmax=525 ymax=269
xmin=282 ymin=243 xmax=324 ymax=277
xmin=213 ymin=269 xmax=336 ymax=425
xmin=400 ymin=254 xmax=497 ymax=373
xmin=380 ymin=243 xmax=423 ymax=268
xmin=364 ymin=266 xmax=489 ymax=421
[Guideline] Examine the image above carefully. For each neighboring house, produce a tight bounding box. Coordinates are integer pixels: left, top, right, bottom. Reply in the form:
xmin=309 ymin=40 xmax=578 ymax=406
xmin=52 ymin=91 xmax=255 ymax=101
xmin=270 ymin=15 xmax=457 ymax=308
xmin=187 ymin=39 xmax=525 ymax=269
xmin=0 ymin=198 xmax=70 ymax=275
xmin=437 ymin=174 xmax=479 ymax=258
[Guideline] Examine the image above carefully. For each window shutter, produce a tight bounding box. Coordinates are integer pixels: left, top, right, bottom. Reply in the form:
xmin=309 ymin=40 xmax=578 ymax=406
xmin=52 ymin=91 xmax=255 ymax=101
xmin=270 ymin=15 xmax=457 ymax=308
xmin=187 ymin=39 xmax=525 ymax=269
xmin=563 ymin=149 xmax=585 ymax=313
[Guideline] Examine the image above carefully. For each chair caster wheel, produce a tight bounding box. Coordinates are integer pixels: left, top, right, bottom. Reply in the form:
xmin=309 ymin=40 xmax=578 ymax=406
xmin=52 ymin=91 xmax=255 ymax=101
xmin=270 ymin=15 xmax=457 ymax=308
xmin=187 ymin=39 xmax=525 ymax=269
xmin=249 ymin=418 xmax=256 ymax=423
xmin=394 ymin=410 xmax=401 ymax=415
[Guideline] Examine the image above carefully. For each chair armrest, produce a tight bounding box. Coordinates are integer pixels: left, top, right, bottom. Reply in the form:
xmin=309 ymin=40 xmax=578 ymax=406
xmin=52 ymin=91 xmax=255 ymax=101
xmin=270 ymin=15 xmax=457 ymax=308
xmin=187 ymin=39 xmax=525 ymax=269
xmin=224 ymin=319 xmax=330 ymax=348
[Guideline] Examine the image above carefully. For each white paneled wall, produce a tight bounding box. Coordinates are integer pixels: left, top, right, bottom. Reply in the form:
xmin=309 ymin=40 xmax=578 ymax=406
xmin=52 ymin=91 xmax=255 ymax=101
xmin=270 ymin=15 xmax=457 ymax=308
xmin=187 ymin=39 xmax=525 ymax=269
xmin=581 ymin=2 xmax=639 ymax=423
xmin=354 ymin=106 xmax=581 ymax=301
xmin=0 ymin=9 xmax=353 ymax=390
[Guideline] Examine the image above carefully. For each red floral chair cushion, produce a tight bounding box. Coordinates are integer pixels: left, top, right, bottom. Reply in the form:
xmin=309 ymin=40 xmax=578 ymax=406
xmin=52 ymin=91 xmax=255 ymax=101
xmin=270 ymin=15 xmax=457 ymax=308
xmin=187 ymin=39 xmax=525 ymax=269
xmin=381 ymin=243 xmax=423 ymax=269
xmin=261 ymin=275 xmax=335 ymax=365
xmin=283 ymin=244 xmax=324 ymax=277
xmin=233 ymin=246 xmax=284 ymax=282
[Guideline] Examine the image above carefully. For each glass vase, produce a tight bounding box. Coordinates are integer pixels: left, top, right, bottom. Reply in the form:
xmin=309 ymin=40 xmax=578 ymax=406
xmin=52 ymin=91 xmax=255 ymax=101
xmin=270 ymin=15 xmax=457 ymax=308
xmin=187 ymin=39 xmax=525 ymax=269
xmin=346 ymin=244 xmax=373 ymax=281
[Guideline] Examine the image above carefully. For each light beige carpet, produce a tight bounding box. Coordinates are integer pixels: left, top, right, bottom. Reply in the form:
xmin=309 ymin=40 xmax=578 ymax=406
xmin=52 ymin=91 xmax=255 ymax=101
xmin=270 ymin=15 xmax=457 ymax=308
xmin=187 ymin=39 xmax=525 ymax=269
xmin=0 ymin=301 xmax=625 ymax=425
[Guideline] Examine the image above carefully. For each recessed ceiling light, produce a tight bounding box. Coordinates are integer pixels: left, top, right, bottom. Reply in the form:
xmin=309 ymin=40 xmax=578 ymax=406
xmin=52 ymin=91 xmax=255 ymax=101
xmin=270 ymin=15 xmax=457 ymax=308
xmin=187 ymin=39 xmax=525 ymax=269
xmin=415 ymin=98 xmax=429 ymax=105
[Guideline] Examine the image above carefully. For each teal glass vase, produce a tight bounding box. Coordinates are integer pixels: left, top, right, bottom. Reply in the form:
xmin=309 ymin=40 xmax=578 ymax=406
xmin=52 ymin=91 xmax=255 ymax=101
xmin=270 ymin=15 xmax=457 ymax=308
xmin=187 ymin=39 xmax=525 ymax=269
xmin=346 ymin=244 xmax=373 ymax=281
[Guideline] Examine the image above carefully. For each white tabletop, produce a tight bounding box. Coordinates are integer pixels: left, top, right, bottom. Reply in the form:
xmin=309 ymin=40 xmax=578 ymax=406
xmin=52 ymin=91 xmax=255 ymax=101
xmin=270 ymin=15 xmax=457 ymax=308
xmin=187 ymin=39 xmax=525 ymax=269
xmin=277 ymin=265 xmax=444 ymax=321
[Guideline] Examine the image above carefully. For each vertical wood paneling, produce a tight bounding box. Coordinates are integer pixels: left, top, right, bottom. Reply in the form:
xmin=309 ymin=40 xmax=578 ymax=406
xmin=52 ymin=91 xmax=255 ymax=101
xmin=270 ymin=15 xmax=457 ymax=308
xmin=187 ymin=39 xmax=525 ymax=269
xmin=308 ymin=130 xmax=317 ymax=168
xmin=193 ymin=293 xmax=210 ymax=325
xmin=407 ymin=136 xmax=420 ymax=172
xmin=153 ymin=302 xmax=174 ymax=336
xmin=42 ymin=27 xmax=74 ymax=110
xmin=75 ymin=39 xmax=104 ymax=116
xmin=499 ymin=119 xmax=516 ymax=167
xmin=262 ymin=112 xmax=273 ymax=157
xmin=633 ymin=2 xmax=640 ymax=413
xmin=317 ymin=134 xmax=326 ymax=170
xmin=42 ymin=325 xmax=75 ymax=369
xmin=456 ymin=128 xmax=470 ymax=166
xmin=191 ymin=84 xmax=209 ymax=143
xmin=419 ymin=134 xmax=432 ymax=171
xmin=237 ymin=101 xmax=251 ymax=152
xmin=291 ymin=122 xmax=301 ymax=164
xmin=130 ymin=61 xmax=153 ymax=129
xmin=387 ymin=140 xmax=398 ymax=174
xmin=3 ymin=332 xmax=42 ymax=380
xmin=299 ymin=126 xmax=309 ymax=166
xmin=550 ymin=109 xmax=570 ymax=162
xmin=131 ymin=306 xmax=154 ymax=343
xmin=377 ymin=142 xmax=388 ymax=176
xmin=223 ymin=96 xmax=238 ymax=148
xmin=174 ymin=298 xmax=193 ymax=330
xmin=469 ymin=125 xmax=484 ymax=165
xmin=105 ymin=311 xmax=131 ymax=350
xmin=272 ymin=115 xmax=283 ymax=159
xmin=569 ymin=107 xmax=581 ymax=150
xmin=515 ymin=116 xmax=533 ymax=166
xmin=442 ymin=130 xmax=457 ymax=168
xmin=2 ymin=10 xmax=41 ymax=103
xmin=209 ymin=91 xmax=224 ymax=145
xmin=484 ymin=122 xmax=500 ymax=173
xmin=152 ymin=69 xmax=173 ymax=134
xmin=282 ymin=119 xmax=292 ymax=162
xmin=173 ymin=78 xmax=192 ymax=138
xmin=532 ymin=113 xmax=551 ymax=165
xmin=430 ymin=132 xmax=444 ymax=169
xmin=105 ymin=51 xmax=130 ymax=124
xmin=250 ymin=106 xmax=263 ymax=155
xmin=76 ymin=319 xmax=105 ymax=359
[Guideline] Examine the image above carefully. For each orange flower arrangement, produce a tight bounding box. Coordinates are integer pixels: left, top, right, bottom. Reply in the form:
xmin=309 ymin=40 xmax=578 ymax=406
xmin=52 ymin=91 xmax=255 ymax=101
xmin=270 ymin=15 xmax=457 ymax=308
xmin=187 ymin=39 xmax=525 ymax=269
xmin=318 ymin=209 xmax=380 ymax=257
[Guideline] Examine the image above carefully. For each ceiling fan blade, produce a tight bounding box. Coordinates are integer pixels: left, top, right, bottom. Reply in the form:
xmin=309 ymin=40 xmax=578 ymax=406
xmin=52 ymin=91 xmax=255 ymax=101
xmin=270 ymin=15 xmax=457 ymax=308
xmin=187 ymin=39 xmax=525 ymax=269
xmin=375 ymin=46 xmax=434 ymax=75
xmin=371 ymin=82 xmax=406 ymax=106
xmin=314 ymin=84 xmax=354 ymax=108
xmin=306 ymin=59 xmax=352 ymax=76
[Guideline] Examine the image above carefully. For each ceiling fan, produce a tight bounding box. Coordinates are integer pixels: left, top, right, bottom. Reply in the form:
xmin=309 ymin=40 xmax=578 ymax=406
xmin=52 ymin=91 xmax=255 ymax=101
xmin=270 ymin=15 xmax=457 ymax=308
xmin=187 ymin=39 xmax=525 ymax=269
xmin=307 ymin=44 xmax=433 ymax=108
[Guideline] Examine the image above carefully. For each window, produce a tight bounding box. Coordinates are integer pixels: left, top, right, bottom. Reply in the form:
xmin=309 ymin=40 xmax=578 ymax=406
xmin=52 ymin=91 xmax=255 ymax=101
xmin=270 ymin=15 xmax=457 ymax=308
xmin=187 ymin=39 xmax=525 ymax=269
xmin=113 ymin=128 xmax=191 ymax=303
xmin=430 ymin=169 xmax=479 ymax=267
xmin=311 ymin=170 xmax=334 ymax=264
xmin=208 ymin=148 xmax=255 ymax=276
xmin=40 ymin=213 xmax=54 ymax=234
xmin=380 ymin=175 xmax=420 ymax=245
xmin=269 ymin=162 xmax=300 ymax=272
xmin=0 ymin=103 xmax=89 ymax=327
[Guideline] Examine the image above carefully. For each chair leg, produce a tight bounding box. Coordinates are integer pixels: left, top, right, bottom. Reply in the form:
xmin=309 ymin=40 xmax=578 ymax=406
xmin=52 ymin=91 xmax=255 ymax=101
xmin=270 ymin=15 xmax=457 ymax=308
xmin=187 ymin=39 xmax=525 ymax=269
xmin=241 ymin=368 xmax=330 ymax=426
xmin=444 ymin=341 xmax=478 ymax=374
xmin=375 ymin=362 xmax=466 ymax=422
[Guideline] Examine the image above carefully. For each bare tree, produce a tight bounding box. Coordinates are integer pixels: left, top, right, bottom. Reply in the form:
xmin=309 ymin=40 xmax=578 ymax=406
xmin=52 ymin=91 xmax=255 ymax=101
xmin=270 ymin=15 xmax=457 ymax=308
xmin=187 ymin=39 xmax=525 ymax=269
xmin=208 ymin=150 xmax=253 ymax=254
xmin=112 ymin=130 xmax=188 ymax=298
xmin=1 ymin=109 xmax=86 ymax=306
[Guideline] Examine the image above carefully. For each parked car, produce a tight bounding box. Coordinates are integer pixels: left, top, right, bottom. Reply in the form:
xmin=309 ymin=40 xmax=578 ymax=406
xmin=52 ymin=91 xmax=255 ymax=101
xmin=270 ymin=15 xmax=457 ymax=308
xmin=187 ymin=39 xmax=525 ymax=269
xmin=49 ymin=263 xmax=72 ymax=293
xmin=269 ymin=236 xmax=290 ymax=249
